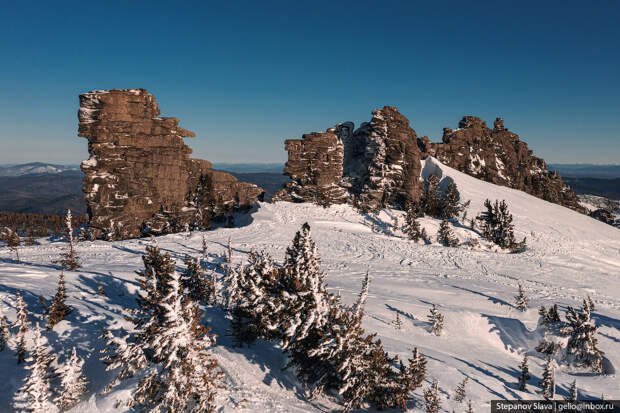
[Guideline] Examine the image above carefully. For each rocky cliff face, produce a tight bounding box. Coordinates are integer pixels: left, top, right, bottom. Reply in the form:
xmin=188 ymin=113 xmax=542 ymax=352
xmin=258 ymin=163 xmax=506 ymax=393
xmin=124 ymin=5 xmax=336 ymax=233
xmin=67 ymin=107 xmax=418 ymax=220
xmin=273 ymin=107 xmax=422 ymax=210
xmin=419 ymin=116 xmax=583 ymax=211
xmin=78 ymin=89 xmax=263 ymax=240
xmin=276 ymin=110 xmax=582 ymax=213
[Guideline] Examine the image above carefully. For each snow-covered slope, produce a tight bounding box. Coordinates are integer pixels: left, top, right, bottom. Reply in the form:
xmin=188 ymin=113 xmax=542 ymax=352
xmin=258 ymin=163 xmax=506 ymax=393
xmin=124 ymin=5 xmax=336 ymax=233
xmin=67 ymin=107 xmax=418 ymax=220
xmin=0 ymin=158 xmax=618 ymax=412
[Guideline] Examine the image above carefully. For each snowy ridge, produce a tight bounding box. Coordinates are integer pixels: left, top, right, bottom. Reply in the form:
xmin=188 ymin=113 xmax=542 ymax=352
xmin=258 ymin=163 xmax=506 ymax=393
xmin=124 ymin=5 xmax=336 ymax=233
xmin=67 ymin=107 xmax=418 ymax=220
xmin=0 ymin=158 xmax=618 ymax=411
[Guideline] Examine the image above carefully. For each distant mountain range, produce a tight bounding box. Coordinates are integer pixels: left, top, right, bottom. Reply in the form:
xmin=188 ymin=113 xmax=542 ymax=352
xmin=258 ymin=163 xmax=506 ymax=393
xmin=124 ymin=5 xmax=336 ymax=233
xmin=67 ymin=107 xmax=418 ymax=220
xmin=0 ymin=162 xmax=79 ymax=177
xmin=549 ymin=163 xmax=620 ymax=179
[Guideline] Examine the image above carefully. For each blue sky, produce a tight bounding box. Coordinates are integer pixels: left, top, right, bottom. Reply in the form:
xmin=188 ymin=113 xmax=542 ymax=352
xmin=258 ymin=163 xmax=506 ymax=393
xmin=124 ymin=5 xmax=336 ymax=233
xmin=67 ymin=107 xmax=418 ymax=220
xmin=0 ymin=0 xmax=618 ymax=164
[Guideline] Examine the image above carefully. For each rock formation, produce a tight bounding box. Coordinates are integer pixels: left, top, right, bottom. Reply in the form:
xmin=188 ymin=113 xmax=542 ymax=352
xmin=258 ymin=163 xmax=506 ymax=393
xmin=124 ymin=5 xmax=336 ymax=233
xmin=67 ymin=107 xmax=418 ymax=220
xmin=419 ymin=116 xmax=583 ymax=211
xmin=78 ymin=88 xmax=263 ymax=240
xmin=275 ymin=110 xmax=583 ymax=213
xmin=273 ymin=106 xmax=423 ymax=210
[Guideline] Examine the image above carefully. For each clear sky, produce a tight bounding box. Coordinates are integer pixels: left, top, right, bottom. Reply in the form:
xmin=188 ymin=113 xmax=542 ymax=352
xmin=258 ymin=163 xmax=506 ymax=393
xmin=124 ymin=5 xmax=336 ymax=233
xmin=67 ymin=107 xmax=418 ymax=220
xmin=0 ymin=0 xmax=618 ymax=165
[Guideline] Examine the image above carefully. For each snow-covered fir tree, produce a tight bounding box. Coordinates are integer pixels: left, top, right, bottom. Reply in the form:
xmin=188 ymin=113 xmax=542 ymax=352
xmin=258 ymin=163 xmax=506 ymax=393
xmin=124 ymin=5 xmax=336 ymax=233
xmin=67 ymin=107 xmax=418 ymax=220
xmin=99 ymin=329 xmax=147 ymax=394
xmin=454 ymin=377 xmax=468 ymax=403
xmin=438 ymin=219 xmax=458 ymax=247
xmin=518 ymin=355 xmax=531 ymax=391
xmin=278 ymin=223 xmax=331 ymax=350
xmin=13 ymin=326 xmax=55 ymax=413
xmin=132 ymin=271 xmax=223 ymax=412
xmin=565 ymin=379 xmax=578 ymax=401
xmin=53 ymin=210 xmax=80 ymax=271
xmin=15 ymin=293 xmax=29 ymax=364
xmin=539 ymin=358 xmax=556 ymax=400
xmin=477 ymin=199 xmax=526 ymax=251
xmin=353 ymin=271 xmax=370 ymax=321
xmin=1 ymin=226 xmax=21 ymax=262
xmin=46 ymin=270 xmax=71 ymax=329
xmin=392 ymin=312 xmax=403 ymax=330
xmin=0 ymin=311 xmax=9 ymax=352
xmin=441 ymin=181 xmax=462 ymax=219
xmin=404 ymin=203 xmax=423 ymax=242
xmin=515 ymin=283 xmax=528 ymax=312
xmin=423 ymin=174 xmax=442 ymax=217
xmin=202 ymin=234 xmax=208 ymax=259
xmin=424 ymin=378 xmax=441 ymax=413
xmin=536 ymin=304 xmax=563 ymax=356
xmin=180 ymin=255 xmax=213 ymax=304
xmin=55 ymin=346 xmax=88 ymax=411
xmin=428 ymin=304 xmax=444 ymax=336
xmin=559 ymin=298 xmax=604 ymax=373
xmin=190 ymin=172 xmax=213 ymax=230
xmin=231 ymin=249 xmax=277 ymax=345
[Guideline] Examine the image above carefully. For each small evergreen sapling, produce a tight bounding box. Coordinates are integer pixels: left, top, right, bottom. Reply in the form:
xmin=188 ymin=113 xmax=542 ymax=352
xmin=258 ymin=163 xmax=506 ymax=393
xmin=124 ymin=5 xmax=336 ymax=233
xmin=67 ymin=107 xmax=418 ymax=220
xmin=13 ymin=326 xmax=55 ymax=412
xmin=454 ymin=377 xmax=468 ymax=403
xmin=202 ymin=234 xmax=208 ymax=259
xmin=392 ymin=312 xmax=403 ymax=330
xmin=424 ymin=378 xmax=441 ymax=413
xmin=565 ymin=380 xmax=578 ymax=401
xmin=0 ymin=312 xmax=9 ymax=352
xmin=404 ymin=203 xmax=423 ymax=242
xmin=438 ymin=219 xmax=459 ymax=247
xmin=428 ymin=305 xmax=444 ymax=336
xmin=466 ymin=399 xmax=474 ymax=413
xmin=53 ymin=209 xmax=80 ymax=271
xmin=539 ymin=358 xmax=556 ymax=400
xmin=47 ymin=270 xmax=71 ymax=329
xmin=477 ymin=199 xmax=526 ymax=251
xmin=518 ymin=355 xmax=531 ymax=391
xmin=515 ymin=283 xmax=528 ymax=312
xmin=1 ymin=226 xmax=21 ymax=263
xmin=55 ymin=346 xmax=88 ymax=411
xmin=15 ymin=293 xmax=29 ymax=364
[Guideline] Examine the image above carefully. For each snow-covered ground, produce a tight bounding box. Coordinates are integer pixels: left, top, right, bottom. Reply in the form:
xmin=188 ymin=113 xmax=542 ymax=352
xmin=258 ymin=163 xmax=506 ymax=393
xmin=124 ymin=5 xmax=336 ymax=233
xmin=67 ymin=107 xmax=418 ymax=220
xmin=0 ymin=158 xmax=619 ymax=412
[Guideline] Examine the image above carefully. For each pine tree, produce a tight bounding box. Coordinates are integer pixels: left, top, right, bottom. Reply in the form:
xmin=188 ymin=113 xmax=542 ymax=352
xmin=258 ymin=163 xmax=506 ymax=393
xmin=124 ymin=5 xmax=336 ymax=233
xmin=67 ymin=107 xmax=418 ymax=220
xmin=392 ymin=215 xmax=400 ymax=233
xmin=518 ymin=355 xmax=531 ymax=391
xmin=132 ymin=271 xmax=223 ymax=412
xmin=421 ymin=227 xmax=430 ymax=244
xmin=180 ymin=255 xmax=213 ymax=304
xmin=13 ymin=326 xmax=55 ymax=412
xmin=97 ymin=284 xmax=107 ymax=297
xmin=392 ymin=313 xmax=403 ymax=330
xmin=441 ymin=182 xmax=462 ymax=219
xmin=55 ymin=346 xmax=88 ymax=411
xmin=428 ymin=305 xmax=444 ymax=336
xmin=423 ymin=378 xmax=441 ymax=413
xmin=539 ymin=358 xmax=556 ymax=400
xmin=47 ymin=270 xmax=71 ymax=329
xmin=438 ymin=219 xmax=458 ymax=247
xmin=559 ymin=299 xmax=604 ymax=373
xmin=423 ymin=175 xmax=442 ymax=217
xmin=565 ymin=379 xmax=578 ymax=401
xmin=477 ymin=199 xmax=525 ymax=250
xmin=53 ymin=210 xmax=80 ymax=271
xmin=202 ymin=234 xmax=208 ymax=259
xmin=1 ymin=226 xmax=21 ymax=263
xmin=25 ymin=229 xmax=36 ymax=246
xmin=515 ymin=284 xmax=528 ymax=312
xmin=15 ymin=293 xmax=29 ymax=364
xmin=404 ymin=203 xmax=423 ymax=242
xmin=232 ymin=249 xmax=277 ymax=345
xmin=190 ymin=173 xmax=213 ymax=231
xmin=353 ymin=271 xmax=370 ymax=321
xmin=454 ymin=377 xmax=468 ymax=403
xmin=0 ymin=311 xmax=9 ymax=352
xmin=466 ymin=399 xmax=474 ymax=413
xmin=99 ymin=329 xmax=148 ymax=394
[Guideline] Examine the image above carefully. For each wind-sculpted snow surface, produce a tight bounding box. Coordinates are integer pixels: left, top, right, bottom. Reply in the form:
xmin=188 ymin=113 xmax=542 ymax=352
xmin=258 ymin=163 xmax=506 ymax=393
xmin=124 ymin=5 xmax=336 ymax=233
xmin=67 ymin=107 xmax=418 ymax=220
xmin=0 ymin=159 xmax=618 ymax=411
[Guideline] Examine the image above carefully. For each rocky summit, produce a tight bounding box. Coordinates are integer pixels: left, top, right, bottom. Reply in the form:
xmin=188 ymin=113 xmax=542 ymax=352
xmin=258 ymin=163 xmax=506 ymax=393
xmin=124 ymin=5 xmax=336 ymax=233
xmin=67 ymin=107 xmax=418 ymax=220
xmin=419 ymin=116 xmax=583 ymax=211
xmin=276 ymin=109 xmax=583 ymax=212
xmin=273 ymin=106 xmax=423 ymax=210
xmin=78 ymin=88 xmax=263 ymax=240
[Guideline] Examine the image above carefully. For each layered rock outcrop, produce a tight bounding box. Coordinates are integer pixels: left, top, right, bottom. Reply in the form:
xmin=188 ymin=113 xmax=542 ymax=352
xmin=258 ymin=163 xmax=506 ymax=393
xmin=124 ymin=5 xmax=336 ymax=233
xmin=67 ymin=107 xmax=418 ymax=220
xmin=419 ymin=116 xmax=583 ymax=211
xmin=78 ymin=88 xmax=263 ymax=240
xmin=275 ymin=110 xmax=582 ymax=213
xmin=273 ymin=106 xmax=423 ymax=210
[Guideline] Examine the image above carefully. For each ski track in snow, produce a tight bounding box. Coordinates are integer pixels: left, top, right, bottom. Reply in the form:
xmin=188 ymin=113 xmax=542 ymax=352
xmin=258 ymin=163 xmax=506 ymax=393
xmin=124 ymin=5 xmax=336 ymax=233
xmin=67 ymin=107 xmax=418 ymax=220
xmin=0 ymin=158 xmax=619 ymax=411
